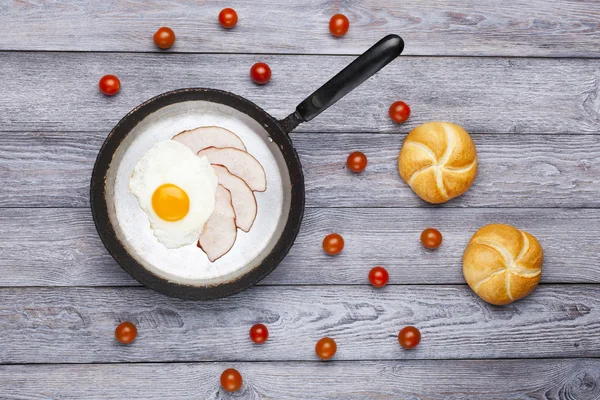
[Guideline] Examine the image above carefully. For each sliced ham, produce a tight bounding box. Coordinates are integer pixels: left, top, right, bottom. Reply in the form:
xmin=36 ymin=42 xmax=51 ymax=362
xmin=198 ymin=185 xmax=237 ymax=262
xmin=212 ymin=165 xmax=258 ymax=232
xmin=197 ymin=147 xmax=267 ymax=192
xmin=172 ymin=126 xmax=246 ymax=154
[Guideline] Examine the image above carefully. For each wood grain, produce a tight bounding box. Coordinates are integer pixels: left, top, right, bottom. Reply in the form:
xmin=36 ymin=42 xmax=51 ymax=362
xmin=2 ymin=132 xmax=600 ymax=208
xmin=0 ymin=286 xmax=598 ymax=363
xmin=1 ymin=359 xmax=598 ymax=399
xmin=1 ymin=0 xmax=600 ymax=57
xmin=1 ymin=53 xmax=599 ymax=134
xmin=1 ymin=207 xmax=599 ymax=287
xmin=272 ymin=133 xmax=600 ymax=208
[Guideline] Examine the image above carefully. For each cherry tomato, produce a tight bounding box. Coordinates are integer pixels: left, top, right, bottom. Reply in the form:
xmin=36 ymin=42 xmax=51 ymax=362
xmin=249 ymin=323 xmax=269 ymax=344
xmin=329 ymin=14 xmax=350 ymax=37
xmin=153 ymin=27 xmax=176 ymax=49
xmin=315 ymin=337 xmax=337 ymax=360
xmin=323 ymin=233 xmax=344 ymax=255
xmin=347 ymin=151 xmax=367 ymax=173
xmin=250 ymin=62 xmax=271 ymax=85
xmin=421 ymin=228 xmax=442 ymax=249
xmin=115 ymin=321 xmax=137 ymax=344
xmin=99 ymin=75 xmax=120 ymax=96
xmin=389 ymin=101 xmax=411 ymax=123
xmin=369 ymin=266 xmax=389 ymax=288
xmin=220 ymin=368 xmax=243 ymax=392
xmin=398 ymin=326 xmax=421 ymax=349
xmin=219 ymin=8 xmax=238 ymax=29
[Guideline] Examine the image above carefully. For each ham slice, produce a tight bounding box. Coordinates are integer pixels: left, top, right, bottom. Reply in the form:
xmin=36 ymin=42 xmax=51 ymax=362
xmin=198 ymin=185 xmax=237 ymax=262
xmin=172 ymin=126 xmax=246 ymax=153
xmin=212 ymin=165 xmax=258 ymax=232
xmin=197 ymin=147 xmax=267 ymax=192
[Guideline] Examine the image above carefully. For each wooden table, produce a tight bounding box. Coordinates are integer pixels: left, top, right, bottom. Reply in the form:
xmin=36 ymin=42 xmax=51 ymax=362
xmin=1 ymin=1 xmax=599 ymax=398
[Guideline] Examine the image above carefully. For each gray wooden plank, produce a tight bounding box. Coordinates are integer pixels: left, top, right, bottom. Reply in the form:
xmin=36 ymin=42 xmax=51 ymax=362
xmin=1 ymin=359 xmax=598 ymax=399
xmin=2 ymin=132 xmax=600 ymax=208
xmin=299 ymin=133 xmax=600 ymax=208
xmin=0 ymin=285 xmax=598 ymax=363
xmin=0 ymin=131 xmax=99 ymax=208
xmin=1 ymin=53 xmax=599 ymax=134
xmin=1 ymin=0 xmax=600 ymax=57
xmin=1 ymin=208 xmax=599 ymax=287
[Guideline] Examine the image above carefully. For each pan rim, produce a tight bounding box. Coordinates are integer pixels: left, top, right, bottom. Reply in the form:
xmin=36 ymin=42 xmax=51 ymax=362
xmin=90 ymin=88 xmax=304 ymax=300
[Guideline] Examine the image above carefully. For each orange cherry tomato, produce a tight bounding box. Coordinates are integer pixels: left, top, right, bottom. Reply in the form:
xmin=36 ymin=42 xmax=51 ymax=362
xmin=219 ymin=8 xmax=238 ymax=29
xmin=347 ymin=151 xmax=367 ymax=173
xmin=323 ymin=233 xmax=344 ymax=255
xmin=369 ymin=266 xmax=389 ymax=288
xmin=115 ymin=321 xmax=137 ymax=344
xmin=316 ymin=337 xmax=337 ymax=360
xmin=398 ymin=326 xmax=421 ymax=349
xmin=250 ymin=62 xmax=271 ymax=85
xmin=329 ymin=14 xmax=350 ymax=37
xmin=389 ymin=101 xmax=411 ymax=123
xmin=249 ymin=323 xmax=269 ymax=344
xmin=220 ymin=368 xmax=243 ymax=392
xmin=99 ymin=75 xmax=120 ymax=96
xmin=421 ymin=228 xmax=442 ymax=249
xmin=153 ymin=27 xmax=176 ymax=49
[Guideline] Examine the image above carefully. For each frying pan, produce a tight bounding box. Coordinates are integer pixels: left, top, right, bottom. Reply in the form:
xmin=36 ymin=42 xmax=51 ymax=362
xmin=91 ymin=34 xmax=404 ymax=300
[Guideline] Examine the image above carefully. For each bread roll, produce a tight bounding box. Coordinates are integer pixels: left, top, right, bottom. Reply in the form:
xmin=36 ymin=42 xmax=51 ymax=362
xmin=398 ymin=122 xmax=477 ymax=204
xmin=463 ymin=224 xmax=543 ymax=306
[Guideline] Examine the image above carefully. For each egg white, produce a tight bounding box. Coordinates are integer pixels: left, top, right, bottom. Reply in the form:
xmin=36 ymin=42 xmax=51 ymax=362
xmin=129 ymin=140 xmax=218 ymax=249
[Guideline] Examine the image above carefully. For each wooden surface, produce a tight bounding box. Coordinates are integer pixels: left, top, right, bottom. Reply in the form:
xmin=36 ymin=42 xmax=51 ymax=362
xmin=1 ymin=360 xmax=599 ymax=400
xmin=1 ymin=0 xmax=599 ymax=398
xmin=2 ymin=208 xmax=600 ymax=286
xmin=1 ymin=286 xmax=599 ymax=363
xmin=2 ymin=0 xmax=600 ymax=57
xmin=3 ymin=132 xmax=599 ymax=208
xmin=2 ymin=54 xmax=600 ymax=134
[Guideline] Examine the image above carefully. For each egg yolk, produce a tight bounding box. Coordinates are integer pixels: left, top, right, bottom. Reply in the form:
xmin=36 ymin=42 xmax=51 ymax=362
xmin=151 ymin=183 xmax=190 ymax=222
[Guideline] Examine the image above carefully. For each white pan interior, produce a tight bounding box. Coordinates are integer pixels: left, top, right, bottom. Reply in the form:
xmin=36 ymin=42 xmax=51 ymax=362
xmin=105 ymin=100 xmax=291 ymax=286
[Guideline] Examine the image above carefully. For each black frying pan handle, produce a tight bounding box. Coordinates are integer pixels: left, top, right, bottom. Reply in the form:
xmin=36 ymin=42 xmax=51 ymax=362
xmin=279 ymin=34 xmax=404 ymax=133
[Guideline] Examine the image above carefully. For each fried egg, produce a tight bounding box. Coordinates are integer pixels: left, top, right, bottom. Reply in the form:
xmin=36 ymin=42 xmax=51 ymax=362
xmin=129 ymin=140 xmax=218 ymax=249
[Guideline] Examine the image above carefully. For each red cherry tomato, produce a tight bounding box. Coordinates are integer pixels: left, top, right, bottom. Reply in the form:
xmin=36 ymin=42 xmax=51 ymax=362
xmin=219 ymin=8 xmax=238 ymax=29
xmin=220 ymin=368 xmax=243 ymax=392
xmin=249 ymin=323 xmax=269 ymax=344
xmin=347 ymin=151 xmax=367 ymax=173
xmin=99 ymin=75 xmax=120 ymax=96
xmin=323 ymin=233 xmax=344 ymax=255
xmin=329 ymin=14 xmax=350 ymax=37
xmin=369 ymin=266 xmax=389 ymax=288
xmin=398 ymin=326 xmax=421 ymax=349
xmin=115 ymin=321 xmax=137 ymax=344
xmin=389 ymin=101 xmax=411 ymax=123
xmin=421 ymin=228 xmax=442 ymax=249
xmin=315 ymin=337 xmax=337 ymax=360
xmin=250 ymin=62 xmax=272 ymax=85
xmin=153 ymin=27 xmax=176 ymax=49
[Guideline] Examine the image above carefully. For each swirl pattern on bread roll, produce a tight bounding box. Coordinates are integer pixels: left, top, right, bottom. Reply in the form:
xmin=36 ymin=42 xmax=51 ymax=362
xmin=398 ymin=122 xmax=477 ymax=204
xmin=463 ymin=224 xmax=543 ymax=306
